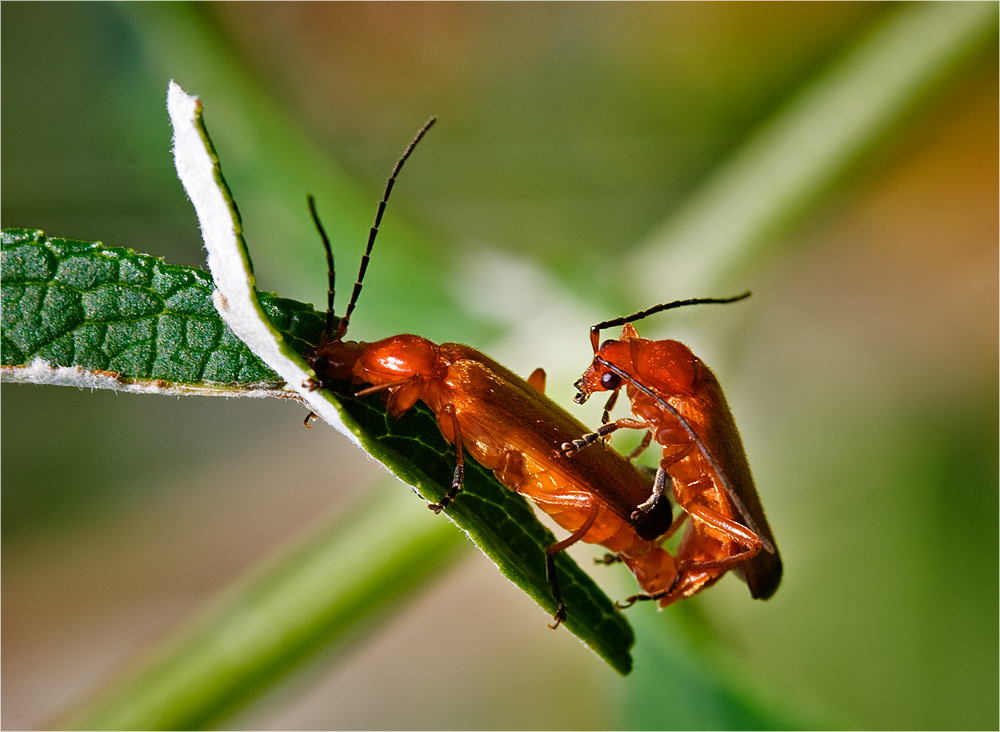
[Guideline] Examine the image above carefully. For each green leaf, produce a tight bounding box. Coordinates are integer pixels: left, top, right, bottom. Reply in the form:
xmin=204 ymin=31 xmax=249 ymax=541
xmin=1 ymin=227 xmax=635 ymax=682
xmin=339 ymin=394 xmax=636 ymax=667
xmin=0 ymin=228 xmax=323 ymax=392
xmin=60 ymin=486 xmax=467 ymax=731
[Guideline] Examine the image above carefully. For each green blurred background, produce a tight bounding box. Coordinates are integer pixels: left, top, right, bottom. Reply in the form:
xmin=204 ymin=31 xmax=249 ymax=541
xmin=2 ymin=2 xmax=996 ymax=729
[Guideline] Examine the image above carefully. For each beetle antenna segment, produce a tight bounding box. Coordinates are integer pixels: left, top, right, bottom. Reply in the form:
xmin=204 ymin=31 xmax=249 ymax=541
xmin=593 ymin=355 xmax=776 ymax=556
xmin=307 ymin=195 xmax=338 ymax=345
xmin=589 ymin=292 xmax=751 ymax=351
xmin=334 ymin=117 xmax=437 ymax=342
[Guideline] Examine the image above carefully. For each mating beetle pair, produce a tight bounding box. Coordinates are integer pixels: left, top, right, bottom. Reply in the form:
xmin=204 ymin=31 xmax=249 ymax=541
xmin=304 ymin=119 xmax=781 ymax=628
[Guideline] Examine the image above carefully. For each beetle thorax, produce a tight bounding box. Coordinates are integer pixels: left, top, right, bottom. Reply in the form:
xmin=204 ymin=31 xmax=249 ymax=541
xmin=355 ymin=334 xmax=444 ymax=386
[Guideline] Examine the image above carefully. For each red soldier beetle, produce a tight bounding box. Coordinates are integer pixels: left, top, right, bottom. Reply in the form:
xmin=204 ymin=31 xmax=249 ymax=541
xmin=564 ymin=296 xmax=782 ymax=608
xmin=302 ymin=119 xmax=675 ymax=627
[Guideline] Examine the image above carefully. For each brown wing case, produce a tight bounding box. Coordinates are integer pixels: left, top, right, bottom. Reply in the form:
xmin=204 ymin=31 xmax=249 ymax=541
xmin=694 ymin=365 xmax=782 ymax=599
xmin=441 ymin=344 xmax=670 ymax=538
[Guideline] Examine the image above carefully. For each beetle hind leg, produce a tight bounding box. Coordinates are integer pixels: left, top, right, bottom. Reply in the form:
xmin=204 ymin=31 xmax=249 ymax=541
xmin=544 ymin=500 xmax=600 ymax=629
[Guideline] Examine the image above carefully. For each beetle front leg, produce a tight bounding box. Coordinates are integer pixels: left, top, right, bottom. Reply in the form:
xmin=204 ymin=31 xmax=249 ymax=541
xmin=560 ymin=417 xmax=647 ymax=457
xmin=600 ymin=389 xmax=620 ymax=426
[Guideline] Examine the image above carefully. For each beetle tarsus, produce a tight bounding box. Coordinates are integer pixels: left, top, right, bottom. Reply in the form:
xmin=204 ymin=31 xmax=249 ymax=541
xmin=630 ymin=490 xmax=663 ymax=522
xmin=615 ymin=592 xmax=657 ymax=610
xmin=560 ymin=436 xmax=592 ymax=457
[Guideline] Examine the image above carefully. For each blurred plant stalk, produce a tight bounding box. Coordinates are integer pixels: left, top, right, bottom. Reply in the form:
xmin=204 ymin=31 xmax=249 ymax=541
xmin=630 ymin=1 xmax=997 ymax=300
xmin=60 ymin=486 xmax=464 ymax=730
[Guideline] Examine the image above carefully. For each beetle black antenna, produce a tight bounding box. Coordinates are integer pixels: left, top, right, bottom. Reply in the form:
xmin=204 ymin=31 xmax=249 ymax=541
xmin=333 ymin=117 xmax=437 ymax=342
xmin=307 ymin=195 xmax=338 ymax=345
xmin=589 ymin=292 xmax=751 ymax=351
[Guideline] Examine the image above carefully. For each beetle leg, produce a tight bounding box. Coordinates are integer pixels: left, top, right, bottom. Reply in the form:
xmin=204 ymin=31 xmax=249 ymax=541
xmin=561 ymin=422 xmax=619 ymax=456
xmin=684 ymin=502 xmax=764 ymax=554
xmin=631 ymin=465 xmax=670 ymax=520
xmin=600 ymin=389 xmax=620 ymax=426
xmin=561 ymin=417 xmax=646 ymax=457
xmin=626 ymin=429 xmax=654 ymax=460
xmin=353 ymin=374 xmax=422 ymax=399
xmin=615 ymin=594 xmax=644 ymax=609
xmin=303 ymin=412 xmax=317 ymax=428
xmin=619 ymin=544 xmax=761 ymax=609
xmin=545 ymin=500 xmax=601 ymax=629
xmin=626 ymin=440 xmax=696 ymax=527
xmin=428 ymin=404 xmax=465 ymax=514
xmin=619 ymin=506 xmax=764 ymax=608
xmin=656 ymin=437 xmax=697 ymax=470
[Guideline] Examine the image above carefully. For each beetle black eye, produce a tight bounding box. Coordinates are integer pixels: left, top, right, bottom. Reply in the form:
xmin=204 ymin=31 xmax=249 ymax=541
xmin=601 ymin=371 xmax=622 ymax=390
xmin=599 ymin=339 xmax=616 ymax=351
xmin=314 ymin=353 xmax=329 ymax=372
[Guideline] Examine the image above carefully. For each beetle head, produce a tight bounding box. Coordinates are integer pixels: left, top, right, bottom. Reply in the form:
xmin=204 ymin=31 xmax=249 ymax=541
xmin=307 ymin=339 xmax=363 ymax=384
xmin=573 ymin=337 xmax=633 ymax=404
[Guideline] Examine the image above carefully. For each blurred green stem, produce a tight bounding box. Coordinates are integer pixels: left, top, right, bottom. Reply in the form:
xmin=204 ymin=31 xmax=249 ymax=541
xmin=629 ymin=1 xmax=997 ymax=300
xmin=62 ymin=486 xmax=465 ymax=730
